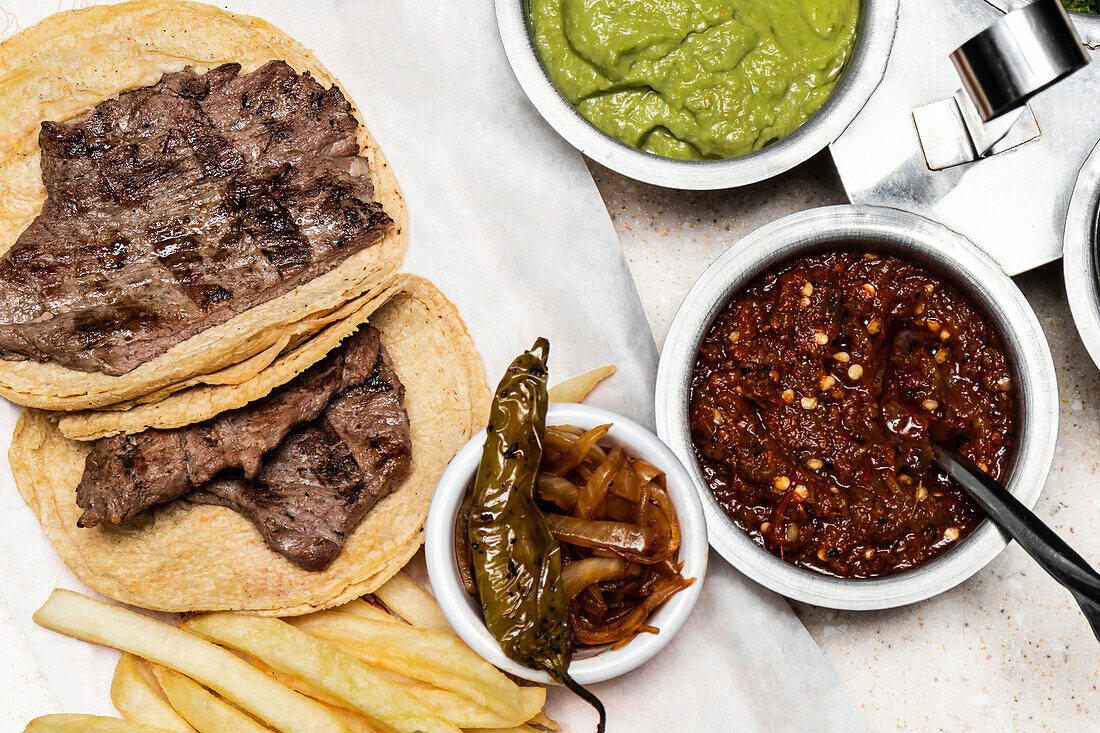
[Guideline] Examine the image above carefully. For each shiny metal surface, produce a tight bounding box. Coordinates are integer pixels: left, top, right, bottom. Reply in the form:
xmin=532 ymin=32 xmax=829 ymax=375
xmin=951 ymin=90 xmax=1041 ymax=156
xmin=985 ymin=0 xmax=1100 ymax=47
xmin=952 ymin=0 xmax=1088 ymax=121
xmin=912 ymin=92 xmax=1040 ymax=170
xmin=1063 ymin=136 xmax=1100 ymax=371
xmin=495 ymin=0 xmax=898 ymax=189
xmin=655 ymin=206 xmax=1058 ymax=610
xmin=912 ymin=97 xmax=978 ymax=170
xmin=830 ymin=0 xmax=1100 ymax=276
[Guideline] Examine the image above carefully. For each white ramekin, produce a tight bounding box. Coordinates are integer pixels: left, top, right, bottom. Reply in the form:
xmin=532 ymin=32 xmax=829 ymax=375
xmin=425 ymin=402 xmax=708 ymax=684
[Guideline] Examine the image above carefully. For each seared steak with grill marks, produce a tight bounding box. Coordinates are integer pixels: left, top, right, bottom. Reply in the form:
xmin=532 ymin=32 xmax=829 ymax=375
xmin=190 ymin=346 xmax=412 ymax=570
xmin=74 ymin=326 xmax=412 ymax=570
xmin=0 ymin=60 xmax=393 ymax=375
xmin=75 ymin=328 xmax=376 ymax=527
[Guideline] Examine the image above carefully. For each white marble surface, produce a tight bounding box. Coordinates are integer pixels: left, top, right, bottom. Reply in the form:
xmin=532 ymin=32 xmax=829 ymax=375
xmin=590 ymin=154 xmax=1100 ymax=731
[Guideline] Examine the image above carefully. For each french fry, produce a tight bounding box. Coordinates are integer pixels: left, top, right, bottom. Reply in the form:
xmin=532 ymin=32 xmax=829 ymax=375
xmin=24 ymin=714 xmax=172 ymax=732
xmin=367 ymin=576 xmax=548 ymax=728
xmin=248 ymin=657 xmax=350 ymax=709
xmin=253 ymin=655 xmax=541 ymax=729
xmin=181 ymin=613 xmax=457 ymax=733
xmin=289 ymin=613 xmax=540 ymax=721
xmin=32 ymin=590 xmax=348 ymax=733
xmin=371 ymin=573 xmax=453 ymax=633
xmin=528 ymin=711 xmax=561 ymax=730
xmin=548 ymin=365 xmax=617 ymax=403
xmin=149 ymin=665 xmax=271 ymax=733
xmin=402 ymin=684 xmax=544 ymax=729
xmin=324 ymin=706 xmax=387 ymax=733
xmin=330 ymin=599 xmax=403 ymax=624
xmin=467 ymin=727 xmax=539 ymax=733
xmin=111 ymin=653 xmax=197 ymax=733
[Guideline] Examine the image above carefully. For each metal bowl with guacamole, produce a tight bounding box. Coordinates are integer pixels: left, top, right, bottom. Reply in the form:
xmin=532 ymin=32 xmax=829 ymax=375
xmin=496 ymin=0 xmax=898 ymax=188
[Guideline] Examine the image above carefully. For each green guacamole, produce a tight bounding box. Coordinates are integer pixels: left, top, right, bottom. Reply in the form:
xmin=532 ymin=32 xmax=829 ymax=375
xmin=529 ymin=0 xmax=861 ymax=160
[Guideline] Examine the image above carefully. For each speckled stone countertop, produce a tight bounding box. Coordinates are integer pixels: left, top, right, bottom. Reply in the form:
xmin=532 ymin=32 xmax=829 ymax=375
xmin=590 ymin=154 xmax=1100 ymax=731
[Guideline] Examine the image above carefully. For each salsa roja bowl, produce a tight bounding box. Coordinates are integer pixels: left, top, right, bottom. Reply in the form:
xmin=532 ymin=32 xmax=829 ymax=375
xmin=656 ymin=206 xmax=1058 ymax=609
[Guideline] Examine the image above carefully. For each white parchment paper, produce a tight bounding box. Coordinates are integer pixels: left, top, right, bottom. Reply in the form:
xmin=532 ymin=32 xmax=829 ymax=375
xmin=0 ymin=1 xmax=866 ymax=731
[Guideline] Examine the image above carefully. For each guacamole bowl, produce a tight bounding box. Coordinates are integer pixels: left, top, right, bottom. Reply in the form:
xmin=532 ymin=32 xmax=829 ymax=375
xmin=496 ymin=0 xmax=898 ymax=189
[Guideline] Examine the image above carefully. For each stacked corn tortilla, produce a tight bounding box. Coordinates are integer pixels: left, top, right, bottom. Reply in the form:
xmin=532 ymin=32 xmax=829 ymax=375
xmin=1 ymin=0 xmax=489 ymax=615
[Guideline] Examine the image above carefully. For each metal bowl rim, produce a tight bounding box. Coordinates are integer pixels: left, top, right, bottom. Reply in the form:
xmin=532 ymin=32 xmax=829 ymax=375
xmin=494 ymin=0 xmax=899 ymax=190
xmin=654 ymin=204 xmax=1058 ymax=610
xmin=1063 ymin=136 xmax=1100 ymax=371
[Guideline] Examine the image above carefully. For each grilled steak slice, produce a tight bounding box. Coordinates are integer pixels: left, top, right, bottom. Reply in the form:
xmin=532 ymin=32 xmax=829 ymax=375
xmin=74 ymin=329 xmax=375 ymax=527
xmin=0 ymin=60 xmax=393 ymax=375
xmin=74 ymin=326 xmax=409 ymax=559
xmin=77 ymin=431 xmax=193 ymax=528
xmin=190 ymin=345 xmax=412 ymax=570
xmin=76 ymin=336 xmax=356 ymax=526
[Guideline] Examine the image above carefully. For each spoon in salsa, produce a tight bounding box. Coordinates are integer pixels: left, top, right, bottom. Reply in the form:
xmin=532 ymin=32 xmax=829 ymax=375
xmin=933 ymin=443 xmax=1100 ymax=642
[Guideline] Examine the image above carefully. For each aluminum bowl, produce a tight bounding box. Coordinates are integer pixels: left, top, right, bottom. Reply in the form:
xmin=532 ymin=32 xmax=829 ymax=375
xmin=1064 ymin=136 xmax=1100 ymax=372
xmin=495 ymin=0 xmax=899 ymax=190
xmin=655 ymin=205 xmax=1058 ymax=610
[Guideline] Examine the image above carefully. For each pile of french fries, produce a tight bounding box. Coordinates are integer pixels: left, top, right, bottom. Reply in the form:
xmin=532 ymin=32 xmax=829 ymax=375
xmin=25 ymin=573 xmax=557 ymax=733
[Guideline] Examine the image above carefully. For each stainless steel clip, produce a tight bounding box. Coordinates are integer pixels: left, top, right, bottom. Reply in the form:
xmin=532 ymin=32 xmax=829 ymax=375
xmin=952 ymin=0 xmax=1090 ymax=121
xmin=913 ymin=0 xmax=1089 ymax=170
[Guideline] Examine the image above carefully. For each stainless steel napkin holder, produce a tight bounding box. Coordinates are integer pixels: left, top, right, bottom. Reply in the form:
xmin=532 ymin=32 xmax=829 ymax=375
xmin=911 ymin=0 xmax=1086 ymax=170
xmin=831 ymin=0 xmax=1096 ymax=275
xmin=953 ymin=0 xmax=1088 ymax=121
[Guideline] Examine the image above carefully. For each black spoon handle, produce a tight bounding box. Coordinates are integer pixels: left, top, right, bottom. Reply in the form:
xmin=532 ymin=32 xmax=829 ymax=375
xmin=933 ymin=444 xmax=1100 ymax=627
xmin=1073 ymin=592 xmax=1100 ymax=641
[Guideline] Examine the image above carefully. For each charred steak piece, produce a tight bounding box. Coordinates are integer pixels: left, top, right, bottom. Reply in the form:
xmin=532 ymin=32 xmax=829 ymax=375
xmin=75 ymin=326 xmax=413 ymax=571
xmin=190 ymin=345 xmax=412 ymax=570
xmin=75 ymin=327 xmax=378 ymax=528
xmin=0 ymin=60 xmax=393 ymax=375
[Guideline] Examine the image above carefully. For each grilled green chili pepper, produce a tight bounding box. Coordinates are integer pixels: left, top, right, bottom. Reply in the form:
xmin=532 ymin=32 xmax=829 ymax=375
xmin=468 ymin=338 xmax=606 ymax=732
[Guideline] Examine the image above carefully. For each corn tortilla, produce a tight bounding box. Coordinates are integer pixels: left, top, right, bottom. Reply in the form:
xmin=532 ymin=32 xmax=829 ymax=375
xmin=58 ymin=277 xmax=413 ymax=439
xmin=10 ymin=278 xmax=490 ymax=614
xmin=0 ymin=0 xmax=408 ymax=411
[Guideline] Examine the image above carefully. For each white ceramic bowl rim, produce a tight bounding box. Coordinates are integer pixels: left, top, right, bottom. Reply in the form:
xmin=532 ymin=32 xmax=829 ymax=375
xmin=494 ymin=0 xmax=899 ymax=189
xmin=425 ymin=402 xmax=709 ymax=685
xmin=654 ymin=205 xmax=1058 ymax=610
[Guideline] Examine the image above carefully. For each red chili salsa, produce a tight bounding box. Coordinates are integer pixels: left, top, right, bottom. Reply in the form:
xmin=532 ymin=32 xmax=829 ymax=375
xmin=690 ymin=249 xmax=1016 ymax=578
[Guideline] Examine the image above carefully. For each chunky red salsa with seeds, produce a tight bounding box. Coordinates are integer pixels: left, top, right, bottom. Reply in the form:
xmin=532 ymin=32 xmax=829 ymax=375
xmin=690 ymin=249 xmax=1015 ymax=578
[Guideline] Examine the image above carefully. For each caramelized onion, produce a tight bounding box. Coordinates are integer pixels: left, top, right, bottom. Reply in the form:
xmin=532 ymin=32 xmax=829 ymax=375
xmin=610 ymin=461 xmax=642 ymax=502
xmin=547 ymin=426 xmax=607 ymax=462
xmin=538 ymin=473 xmax=579 ymax=512
xmin=543 ymin=424 xmax=611 ymax=475
xmin=545 ymin=514 xmax=655 ymax=559
xmin=562 ymin=557 xmax=639 ymax=600
xmin=460 ymin=421 xmax=692 ymax=651
xmin=577 ymin=446 xmax=625 ymax=519
xmin=539 ymin=424 xmax=692 ymax=650
xmin=455 ymin=488 xmax=477 ymax=595
xmin=573 ymin=574 xmax=694 ymax=648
